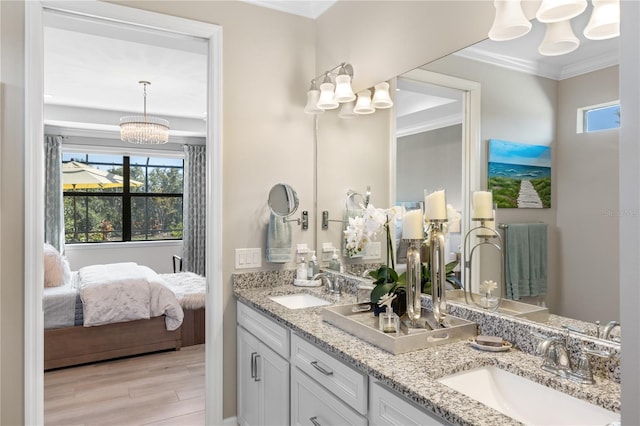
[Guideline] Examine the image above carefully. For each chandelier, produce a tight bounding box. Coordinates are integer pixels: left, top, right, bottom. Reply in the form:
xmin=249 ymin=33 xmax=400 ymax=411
xmin=120 ymin=81 xmax=170 ymax=144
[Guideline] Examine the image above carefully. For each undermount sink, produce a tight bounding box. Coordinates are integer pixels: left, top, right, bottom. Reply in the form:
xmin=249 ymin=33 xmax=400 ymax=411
xmin=438 ymin=366 xmax=620 ymax=425
xmin=269 ymin=293 xmax=332 ymax=309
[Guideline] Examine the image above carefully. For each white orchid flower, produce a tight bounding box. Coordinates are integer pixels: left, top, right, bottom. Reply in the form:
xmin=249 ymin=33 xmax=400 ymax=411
xmin=481 ymin=280 xmax=498 ymax=294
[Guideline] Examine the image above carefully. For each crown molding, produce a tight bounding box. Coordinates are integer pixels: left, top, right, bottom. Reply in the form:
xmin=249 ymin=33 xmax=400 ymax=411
xmin=455 ymin=45 xmax=619 ymax=81
xmin=397 ymin=113 xmax=462 ymax=138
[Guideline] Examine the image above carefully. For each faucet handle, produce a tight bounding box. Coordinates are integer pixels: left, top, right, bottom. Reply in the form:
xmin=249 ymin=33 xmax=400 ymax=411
xmin=570 ymin=347 xmax=612 ymax=385
xmin=582 ymin=347 xmax=612 ymax=359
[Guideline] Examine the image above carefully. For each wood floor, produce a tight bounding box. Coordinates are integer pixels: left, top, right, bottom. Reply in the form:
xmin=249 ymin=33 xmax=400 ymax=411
xmin=44 ymin=345 xmax=205 ymax=426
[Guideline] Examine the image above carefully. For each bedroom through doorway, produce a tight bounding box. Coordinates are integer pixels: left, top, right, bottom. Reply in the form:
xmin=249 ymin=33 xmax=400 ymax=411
xmin=24 ymin=2 xmax=223 ymax=424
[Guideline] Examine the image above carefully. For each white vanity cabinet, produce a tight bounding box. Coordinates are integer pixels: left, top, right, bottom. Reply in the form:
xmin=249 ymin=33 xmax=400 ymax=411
xmin=236 ymin=300 xmax=452 ymax=426
xmin=237 ymin=302 xmax=290 ymax=426
xmin=369 ymin=380 xmax=452 ymax=426
xmin=291 ymin=366 xmax=368 ymax=426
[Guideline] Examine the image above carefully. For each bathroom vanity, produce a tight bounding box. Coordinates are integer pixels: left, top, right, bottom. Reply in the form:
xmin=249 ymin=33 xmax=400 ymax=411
xmin=234 ymin=271 xmax=620 ymax=426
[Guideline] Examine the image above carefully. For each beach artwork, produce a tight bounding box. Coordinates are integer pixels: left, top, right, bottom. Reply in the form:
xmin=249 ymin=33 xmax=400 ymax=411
xmin=488 ymin=139 xmax=551 ymax=208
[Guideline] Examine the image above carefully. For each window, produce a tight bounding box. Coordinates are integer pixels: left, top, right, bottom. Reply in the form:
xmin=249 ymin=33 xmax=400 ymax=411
xmin=577 ymin=101 xmax=620 ymax=133
xmin=62 ymin=152 xmax=183 ymax=243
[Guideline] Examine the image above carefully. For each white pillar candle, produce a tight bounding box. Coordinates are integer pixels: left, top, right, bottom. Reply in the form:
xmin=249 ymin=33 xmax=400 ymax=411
xmin=473 ymin=191 xmax=493 ymax=219
xmin=402 ymin=209 xmax=424 ymax=240
xmin=486 ymin=209 xmax=496 ymax=230
xmin=425 ymin=190 xmax=447 ymax=221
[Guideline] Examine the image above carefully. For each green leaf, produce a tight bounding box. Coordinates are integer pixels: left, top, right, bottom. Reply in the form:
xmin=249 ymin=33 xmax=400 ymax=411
xmin=370 ymin=282 xmax=397 ymax=304
xmin=445 ymin=260 xmax=458 ymax=274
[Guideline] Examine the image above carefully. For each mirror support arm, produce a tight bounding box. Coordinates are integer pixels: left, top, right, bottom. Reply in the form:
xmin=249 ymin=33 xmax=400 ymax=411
xmin=321 ymin=210 xmax=347 ymax=230
xmin=284 ymin=211 xmax=309 ymax=230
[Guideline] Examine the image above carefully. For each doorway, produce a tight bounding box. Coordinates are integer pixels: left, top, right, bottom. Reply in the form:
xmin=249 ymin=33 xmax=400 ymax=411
xmin=24 ymin=2 xmax=223 ymax=424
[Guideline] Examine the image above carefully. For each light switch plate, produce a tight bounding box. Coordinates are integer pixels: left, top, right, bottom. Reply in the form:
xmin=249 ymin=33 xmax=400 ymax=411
xmin=235 ymin=248 xmax=262 ymax=269
xmin=363 ymin=242 xmax=381 ymax=260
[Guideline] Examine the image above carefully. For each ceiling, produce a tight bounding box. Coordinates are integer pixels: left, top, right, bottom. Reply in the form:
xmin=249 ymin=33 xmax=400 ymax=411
xmin=43 ymin=1 xmax=618 ymax=139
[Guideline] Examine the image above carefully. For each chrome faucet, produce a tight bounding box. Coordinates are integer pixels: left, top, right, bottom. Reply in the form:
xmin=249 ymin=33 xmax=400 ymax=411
xmin=600 ymin=320 xmax=620 ymax=341
xmin=536 ymin=334 xmax=572 ymax=378
xmin=533 ymin=331 xmax=611 ymax=384
xmin=313 ymin=273 xmax=342 ymax=296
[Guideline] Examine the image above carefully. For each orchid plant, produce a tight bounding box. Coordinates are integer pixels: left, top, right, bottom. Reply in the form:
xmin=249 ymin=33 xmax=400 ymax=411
xmin=344 ymin=204 xmax=405 ymax=304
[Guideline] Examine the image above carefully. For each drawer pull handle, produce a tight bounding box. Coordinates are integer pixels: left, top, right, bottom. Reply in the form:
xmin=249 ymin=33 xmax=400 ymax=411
xmin=310 ymin=361 xmax=334 ymax=376
xmin=250 ymin=352 xmax=258 ymax=379
xmin=254 ymin=354 xmax=261 ymax=381
xmin=309 ymin=416 xmax=322 ymax=426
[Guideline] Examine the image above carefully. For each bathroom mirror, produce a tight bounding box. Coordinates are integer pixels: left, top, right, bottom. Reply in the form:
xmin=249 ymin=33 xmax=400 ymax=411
xmin=316 ymin=18 xmax=620 ymax=345
xmin=268 ymin=183 xmax=299 ymax=218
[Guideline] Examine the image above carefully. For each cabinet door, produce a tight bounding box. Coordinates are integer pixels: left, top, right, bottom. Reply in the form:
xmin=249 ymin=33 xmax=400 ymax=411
xmin=237 ymin=326 xmax=261 ymax=426
xmin=369 ymin=380 xmax=451 ymax=426
xmin=259 ymin=341 xmax=290 ymax=426
xmin=292 ymin=367 xmax=367 ymax=426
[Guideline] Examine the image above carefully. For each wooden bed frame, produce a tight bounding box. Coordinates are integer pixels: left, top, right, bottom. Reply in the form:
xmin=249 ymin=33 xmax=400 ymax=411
xmin=44 ymin=307 xmax=205 ymax=370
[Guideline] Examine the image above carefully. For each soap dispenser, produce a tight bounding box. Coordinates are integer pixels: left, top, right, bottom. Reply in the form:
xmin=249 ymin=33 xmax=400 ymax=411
xmin=329 ymin=249 xmax=342 ymax=272
xmin=297 ymin=256 xmax=307 ymax=280
xmin=378 ymin=293 xmax=399 ymax=334
xmin=307 ymin=251 xmax=319 ymax=279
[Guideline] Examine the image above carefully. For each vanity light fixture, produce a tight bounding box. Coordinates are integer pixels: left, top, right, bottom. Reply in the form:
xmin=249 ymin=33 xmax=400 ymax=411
xmin=120 ymin=81 xmax=170 ymax=144
xmin=488 ymin=0 xmax=532 ymax=41
xmin=338 ymin=100 xmax=358 ymax=119
xmin=583 ymin=0 xmax=620 ymax=40
xmin=353 ymin=89 xmax=375 ymax=115
xmin=334 ymin=65 xmax=356 ymax=102
xmin=539 ymin=20 xmax=580 ymax=56
xmin=488 ymin=0 xmax=619 ymax=56
xmin=304 ymin=80 xmax=325 ymax=114
xmin=371 ymin=82 xmax=394 ymax=109
xmin=304 ymin=62 xmax=393 ymax=117
xmin=317 ymin=73 xmax=340 ymax=110
xmin=536 ymin=0 xmax=587 ymax=23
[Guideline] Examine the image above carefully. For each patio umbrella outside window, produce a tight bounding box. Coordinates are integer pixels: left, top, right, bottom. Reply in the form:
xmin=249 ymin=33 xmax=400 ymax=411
xmin=62 ymin=161 xmax=143 ymax=241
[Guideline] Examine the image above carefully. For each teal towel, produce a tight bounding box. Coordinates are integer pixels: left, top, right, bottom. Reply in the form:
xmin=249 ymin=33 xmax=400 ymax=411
xmin=527 ymin=223 xmax=548 ymax=296
xmin=266 ymin=213 xmax=292 ymax=263
xmin=505 ymin=223 xmax=547 ymax=299
xmin=505 ymin=224 xmax=530 ymax=300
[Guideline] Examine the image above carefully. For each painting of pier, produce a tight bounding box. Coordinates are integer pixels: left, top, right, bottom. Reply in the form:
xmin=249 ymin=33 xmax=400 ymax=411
xmin=488 ymin=139 xmax=551 ymax=209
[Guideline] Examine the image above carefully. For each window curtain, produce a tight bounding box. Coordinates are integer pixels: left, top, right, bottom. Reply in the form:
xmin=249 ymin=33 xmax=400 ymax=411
xmin=183 ymin=144 xmax=206 ymax=276
xmin=44 ymin=135 xmax=65 ymax=252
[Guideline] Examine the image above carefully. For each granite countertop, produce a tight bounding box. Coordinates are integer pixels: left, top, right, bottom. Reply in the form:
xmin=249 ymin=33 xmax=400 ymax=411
xmin=234 ymin=282 xmax=621 ymax=426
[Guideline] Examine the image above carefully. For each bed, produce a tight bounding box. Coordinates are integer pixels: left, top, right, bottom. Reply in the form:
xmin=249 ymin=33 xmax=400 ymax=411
xmin=43 ymin=260 xmax=206 ymax=370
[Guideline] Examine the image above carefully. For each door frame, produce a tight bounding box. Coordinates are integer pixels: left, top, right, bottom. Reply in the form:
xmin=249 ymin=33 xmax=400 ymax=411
xmin=24 ymin=2 xmax=223 ymax=424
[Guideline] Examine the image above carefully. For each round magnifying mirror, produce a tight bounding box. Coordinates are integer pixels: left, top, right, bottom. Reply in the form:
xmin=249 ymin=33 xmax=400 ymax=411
xmin=346 ymin=192 xmax=366 ymax=211
xmin=268 ymin=183 xmax=299 ymax=217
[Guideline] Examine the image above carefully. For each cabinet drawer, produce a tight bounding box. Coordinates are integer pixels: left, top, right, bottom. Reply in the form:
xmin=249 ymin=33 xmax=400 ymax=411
xmin=369 ymin=380 xmax=451 ymax=426
xmin=291 ymin=333 xmax=367 ymax=415
xmin=292 ymin=367 xmax=367 ymax=426
xmin=238 ymin=301 xmax=289 ymax=359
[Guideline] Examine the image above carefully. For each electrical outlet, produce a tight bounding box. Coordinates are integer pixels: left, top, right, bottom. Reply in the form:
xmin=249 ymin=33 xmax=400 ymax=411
xmin=235 ymin=248 xmax=262 ymax=269
xmin=363 ymin=242 xmax=381 ymax=260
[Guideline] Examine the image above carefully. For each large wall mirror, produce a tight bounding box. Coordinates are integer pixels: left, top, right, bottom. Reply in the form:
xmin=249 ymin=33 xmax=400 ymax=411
xmin=317 ymin=15 xmax=620 ymax=346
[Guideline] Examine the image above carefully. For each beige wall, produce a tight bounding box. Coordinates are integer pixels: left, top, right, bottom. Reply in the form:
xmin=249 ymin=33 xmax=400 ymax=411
xmin=1 ymin=1 xmax=25 ymax=424
xmin=556 ymin=66 xmax=619 ymax=322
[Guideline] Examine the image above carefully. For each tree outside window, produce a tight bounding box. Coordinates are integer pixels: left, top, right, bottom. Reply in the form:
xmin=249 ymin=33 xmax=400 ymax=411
xmin=62 ymin=153 xmax=183 ymax=243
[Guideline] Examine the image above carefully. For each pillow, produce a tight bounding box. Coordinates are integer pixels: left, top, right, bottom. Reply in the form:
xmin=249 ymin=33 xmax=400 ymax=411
xmin=44 ymin=243 xmax=71 ymax=287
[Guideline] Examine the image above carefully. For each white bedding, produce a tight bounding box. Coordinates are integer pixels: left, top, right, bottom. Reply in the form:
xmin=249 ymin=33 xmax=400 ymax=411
xmin=43 ymin=272 xmax=80 ymax=329
xmin=78 ymin=262 xmax=184 ymax=330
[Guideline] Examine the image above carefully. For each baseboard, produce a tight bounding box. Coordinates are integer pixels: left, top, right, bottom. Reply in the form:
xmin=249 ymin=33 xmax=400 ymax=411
xmin=222 ymin=416 xmax=238 ymax=426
